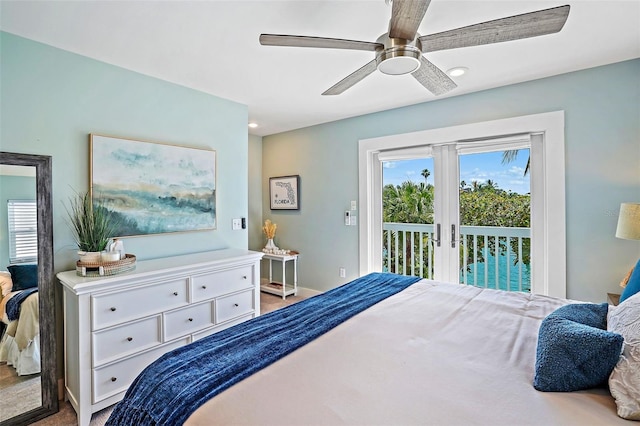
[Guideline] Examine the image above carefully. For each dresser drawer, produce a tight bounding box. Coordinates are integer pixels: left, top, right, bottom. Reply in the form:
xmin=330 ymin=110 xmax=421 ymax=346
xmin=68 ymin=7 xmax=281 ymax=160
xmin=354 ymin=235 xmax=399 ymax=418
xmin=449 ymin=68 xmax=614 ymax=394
xmin=92 ymin=338 xmax=188 ymax=404
xmin=92 ymin=316 xmax=161 ymax=367
xmin=216 ymin=290 xmax=254 ymax=324
xmin=92 ymin=278 xmax=189 ymax=330
xmin=191 ymin=266 xmax=253 ymax=302
xmin=192 ymin=314 xmax=254 ymax=342
xmin=164 ymin=301 xmax=214 ymax=341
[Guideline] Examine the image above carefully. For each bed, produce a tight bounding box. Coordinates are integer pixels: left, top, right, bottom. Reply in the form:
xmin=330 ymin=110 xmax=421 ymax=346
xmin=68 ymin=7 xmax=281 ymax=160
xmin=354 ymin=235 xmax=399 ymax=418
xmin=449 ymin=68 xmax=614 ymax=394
xmin=107 ymin=272 xmax=640 ymax=425
xmin=0 ymin=265 xmax=41 ymax=376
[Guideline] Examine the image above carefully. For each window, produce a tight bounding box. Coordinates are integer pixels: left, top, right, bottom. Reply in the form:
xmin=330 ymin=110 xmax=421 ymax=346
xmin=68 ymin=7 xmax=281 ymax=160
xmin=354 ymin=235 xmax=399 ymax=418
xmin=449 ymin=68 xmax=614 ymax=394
xmin=8 ymin=200 xmax=37 ymax=264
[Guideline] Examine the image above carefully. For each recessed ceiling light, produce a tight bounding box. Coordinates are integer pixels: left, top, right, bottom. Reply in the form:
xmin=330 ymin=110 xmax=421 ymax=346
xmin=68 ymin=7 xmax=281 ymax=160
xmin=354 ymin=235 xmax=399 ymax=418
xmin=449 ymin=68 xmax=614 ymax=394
xmin=248 ymin=122 xmax=258 ymax=128
xmin=447 ymin=67 xmax=468 ymax=77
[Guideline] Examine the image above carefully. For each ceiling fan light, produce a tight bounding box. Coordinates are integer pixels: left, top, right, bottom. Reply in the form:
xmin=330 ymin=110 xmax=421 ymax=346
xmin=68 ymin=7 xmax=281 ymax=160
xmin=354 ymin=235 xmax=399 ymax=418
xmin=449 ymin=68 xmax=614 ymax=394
xmin=377 ymin=47 xmax=421 ymax=76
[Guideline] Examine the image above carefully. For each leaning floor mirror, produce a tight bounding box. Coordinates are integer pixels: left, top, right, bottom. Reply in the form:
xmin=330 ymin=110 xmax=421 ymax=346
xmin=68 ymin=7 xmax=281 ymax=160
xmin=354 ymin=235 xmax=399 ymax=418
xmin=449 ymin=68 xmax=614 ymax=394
xmin=0 ymin=152 xmax=57 ymax=425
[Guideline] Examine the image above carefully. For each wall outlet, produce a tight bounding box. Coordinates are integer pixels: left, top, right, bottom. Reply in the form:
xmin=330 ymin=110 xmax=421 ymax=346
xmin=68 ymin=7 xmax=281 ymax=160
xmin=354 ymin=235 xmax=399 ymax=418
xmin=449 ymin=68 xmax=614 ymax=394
xmin=350 ymin=215 xmax=357 ymax=226
xmin=339 ymin=267 xmax=346 ymax=278
xmin=232 ymin=218 xmax=242 ymax=230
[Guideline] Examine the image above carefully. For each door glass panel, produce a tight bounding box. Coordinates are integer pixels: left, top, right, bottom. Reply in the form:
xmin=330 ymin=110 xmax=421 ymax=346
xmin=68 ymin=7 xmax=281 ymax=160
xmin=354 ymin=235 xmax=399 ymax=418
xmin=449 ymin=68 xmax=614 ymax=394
xmin=382 ymin=157 xmax=435 ymax=279
xmin=458 ymin=149 xmax=531 ymax=291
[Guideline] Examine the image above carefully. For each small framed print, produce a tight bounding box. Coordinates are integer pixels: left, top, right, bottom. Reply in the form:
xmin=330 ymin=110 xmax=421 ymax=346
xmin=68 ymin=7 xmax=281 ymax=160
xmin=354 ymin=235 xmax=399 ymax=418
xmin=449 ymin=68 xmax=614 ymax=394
xmin=269 ymin=175 xmax=300 ymax=210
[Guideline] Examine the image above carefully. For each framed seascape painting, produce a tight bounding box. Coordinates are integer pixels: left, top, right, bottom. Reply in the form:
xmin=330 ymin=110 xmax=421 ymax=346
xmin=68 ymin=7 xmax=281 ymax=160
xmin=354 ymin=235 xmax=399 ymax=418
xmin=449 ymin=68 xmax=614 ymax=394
xmin=90 ymin=134 xmax=216 ymax=237
xmin=269 ymin=175 xmax=300 ymax=210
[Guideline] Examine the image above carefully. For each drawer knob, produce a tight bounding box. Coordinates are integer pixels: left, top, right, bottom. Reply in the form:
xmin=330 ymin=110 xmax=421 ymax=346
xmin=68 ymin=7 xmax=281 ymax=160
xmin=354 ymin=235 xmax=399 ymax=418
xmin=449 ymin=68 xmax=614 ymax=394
xmin=110 ymin=307 xmax=117 ymax=312
xmin=201 ymin=285 xmax=207 ymax=289
xmin=127 ymin=337 xmax=133 ymax=342
xmin=234 ymin=303 xmax=239 ymax=307
xmin=173 ymin=292 xmax=179 ymax=296
xmin=111 ymin=377 xmax=117 ymax=382
xmin=188 ymin=318 xmax=193 ymax=322
xmin=242 ymin=275 xmax=247 ymax=280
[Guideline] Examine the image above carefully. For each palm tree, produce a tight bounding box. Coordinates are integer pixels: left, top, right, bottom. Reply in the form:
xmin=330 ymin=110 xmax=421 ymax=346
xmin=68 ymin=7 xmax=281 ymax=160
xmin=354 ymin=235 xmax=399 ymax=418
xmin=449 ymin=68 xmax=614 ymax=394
xmin=421 ymin=168 xmax=431 ymax=183
xmin=501 ymin=150 xmax=530 ymax=175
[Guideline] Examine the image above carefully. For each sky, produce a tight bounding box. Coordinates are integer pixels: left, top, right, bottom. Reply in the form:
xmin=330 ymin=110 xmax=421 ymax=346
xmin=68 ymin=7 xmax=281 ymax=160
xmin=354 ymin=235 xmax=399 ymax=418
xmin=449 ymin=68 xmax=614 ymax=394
xmin=383 ymin=149 xmax=530 ymax=195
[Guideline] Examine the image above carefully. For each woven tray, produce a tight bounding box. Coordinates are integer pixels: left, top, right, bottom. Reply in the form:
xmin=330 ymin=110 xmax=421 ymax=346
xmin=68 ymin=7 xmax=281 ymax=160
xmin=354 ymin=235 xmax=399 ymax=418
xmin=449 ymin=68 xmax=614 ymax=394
xmin=76 ymin=254 xmax=136 ymax=277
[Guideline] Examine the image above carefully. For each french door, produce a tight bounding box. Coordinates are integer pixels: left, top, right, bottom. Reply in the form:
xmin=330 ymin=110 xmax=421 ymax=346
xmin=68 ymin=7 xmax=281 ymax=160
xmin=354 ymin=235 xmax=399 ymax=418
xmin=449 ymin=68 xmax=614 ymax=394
xmin=359 ymin=112 xmax=567 ymax=298
xmin=380 ymin=137 xmax=532 ymax=287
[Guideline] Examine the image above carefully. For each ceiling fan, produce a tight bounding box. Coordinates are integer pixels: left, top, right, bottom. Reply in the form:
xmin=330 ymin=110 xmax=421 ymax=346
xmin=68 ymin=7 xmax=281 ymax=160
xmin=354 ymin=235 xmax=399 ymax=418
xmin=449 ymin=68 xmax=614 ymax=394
xmin=259 ymin=0 xmax=570 ymax=96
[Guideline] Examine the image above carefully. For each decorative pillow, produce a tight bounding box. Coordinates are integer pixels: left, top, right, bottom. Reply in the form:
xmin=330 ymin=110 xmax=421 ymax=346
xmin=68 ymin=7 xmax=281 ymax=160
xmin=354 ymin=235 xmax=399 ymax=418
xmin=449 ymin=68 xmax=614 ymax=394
xmin=7 ymin=264 xmax=38 ymax=291
xmin=619 ymin=258 xmax=640 ymax=303
xmin=533 ymin=303 xmax=623 ymax=392
xmin=0 ymin=271 xmax=13 ymax=297
xmin=548 ymin=302 xmax=610 ymax=329
xmin=608 ymin=292 xmax=640 ymax=420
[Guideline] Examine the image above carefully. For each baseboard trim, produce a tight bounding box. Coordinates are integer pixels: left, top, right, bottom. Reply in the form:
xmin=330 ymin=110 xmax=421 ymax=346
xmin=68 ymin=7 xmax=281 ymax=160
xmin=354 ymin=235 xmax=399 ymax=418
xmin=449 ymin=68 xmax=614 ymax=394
xmin=296 ymin=286 xmax=322 ymax=298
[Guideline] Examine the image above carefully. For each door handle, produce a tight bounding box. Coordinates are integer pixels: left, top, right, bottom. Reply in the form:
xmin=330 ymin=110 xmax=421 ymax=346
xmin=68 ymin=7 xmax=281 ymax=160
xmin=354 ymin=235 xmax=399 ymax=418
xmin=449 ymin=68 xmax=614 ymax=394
xmin=451 ymin=224 xmax=456 ymax=248
xmin=434 ymin=224 xmax=441 ymax=247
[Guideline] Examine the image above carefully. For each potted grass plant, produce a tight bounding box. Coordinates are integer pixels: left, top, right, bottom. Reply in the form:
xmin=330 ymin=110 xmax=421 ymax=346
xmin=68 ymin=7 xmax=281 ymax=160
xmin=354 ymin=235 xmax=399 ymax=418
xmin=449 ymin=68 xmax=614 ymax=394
xmin=65 ymin=190 xmax=119 ymax=263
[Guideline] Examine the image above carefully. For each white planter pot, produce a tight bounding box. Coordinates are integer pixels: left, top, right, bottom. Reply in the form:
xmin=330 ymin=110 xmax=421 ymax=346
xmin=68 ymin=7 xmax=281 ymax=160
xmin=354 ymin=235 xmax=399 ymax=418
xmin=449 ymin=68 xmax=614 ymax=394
xmin=78 ymin=251 xmax=102 ymax=264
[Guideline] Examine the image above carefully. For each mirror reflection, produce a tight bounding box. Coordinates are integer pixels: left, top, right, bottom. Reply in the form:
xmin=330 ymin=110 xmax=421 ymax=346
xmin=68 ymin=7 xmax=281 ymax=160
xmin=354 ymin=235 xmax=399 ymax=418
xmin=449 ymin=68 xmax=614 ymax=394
xmin=0 ymin=165 xmax=41 ymax=421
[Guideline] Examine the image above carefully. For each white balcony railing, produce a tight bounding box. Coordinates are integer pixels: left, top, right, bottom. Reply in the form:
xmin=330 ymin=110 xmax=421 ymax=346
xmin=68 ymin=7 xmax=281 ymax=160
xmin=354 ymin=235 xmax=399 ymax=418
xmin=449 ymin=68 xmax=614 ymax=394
xmin=382 ymin=223 xmax=531 ymax=292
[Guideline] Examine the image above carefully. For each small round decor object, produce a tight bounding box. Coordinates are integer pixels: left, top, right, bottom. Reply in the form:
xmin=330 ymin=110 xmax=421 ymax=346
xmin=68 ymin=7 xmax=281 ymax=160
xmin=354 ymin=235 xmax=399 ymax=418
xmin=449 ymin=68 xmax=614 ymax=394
xmin=75 ymin=254 xmax=136 ymax=277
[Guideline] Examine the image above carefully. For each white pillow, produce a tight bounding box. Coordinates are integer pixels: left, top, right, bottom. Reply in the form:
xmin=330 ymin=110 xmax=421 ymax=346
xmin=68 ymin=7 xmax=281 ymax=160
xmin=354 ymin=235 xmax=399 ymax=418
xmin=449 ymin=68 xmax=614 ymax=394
xmin=0 ymin=271 xmax=12 ymax=297
xmin=608 ymin=291 xmax=640 ymax=420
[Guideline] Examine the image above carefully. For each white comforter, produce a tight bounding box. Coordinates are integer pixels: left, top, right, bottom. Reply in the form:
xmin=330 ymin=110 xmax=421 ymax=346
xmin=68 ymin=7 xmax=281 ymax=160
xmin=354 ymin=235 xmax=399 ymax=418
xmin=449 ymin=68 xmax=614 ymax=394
xmin=186 ymin=279 xmax=626 ymax=425
xmin=0 ymin=291 xmax=40 ymax=375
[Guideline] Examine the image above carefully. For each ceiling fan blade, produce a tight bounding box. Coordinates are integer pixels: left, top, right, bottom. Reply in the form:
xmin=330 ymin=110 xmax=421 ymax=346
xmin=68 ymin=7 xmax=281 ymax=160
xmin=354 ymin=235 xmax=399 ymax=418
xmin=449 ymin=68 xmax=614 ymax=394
xmin=419 ymin=5 xmax=570 ymax=52
xmin=260 ymin=34 xmax=383 ymax=52
xmin=411 ymin=55 xmax=457 ymax=96
xmin=389 ymin=0 xmax=432 ymax=40
xmin=322 ymin=59 xmax=378 ymax=96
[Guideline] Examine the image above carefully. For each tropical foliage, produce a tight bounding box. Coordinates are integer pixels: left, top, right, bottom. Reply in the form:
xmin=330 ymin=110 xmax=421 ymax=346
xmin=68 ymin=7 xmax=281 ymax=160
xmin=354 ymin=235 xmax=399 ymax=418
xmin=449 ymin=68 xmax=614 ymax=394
xmin=383 ymin=169 xmax=530 ymax=279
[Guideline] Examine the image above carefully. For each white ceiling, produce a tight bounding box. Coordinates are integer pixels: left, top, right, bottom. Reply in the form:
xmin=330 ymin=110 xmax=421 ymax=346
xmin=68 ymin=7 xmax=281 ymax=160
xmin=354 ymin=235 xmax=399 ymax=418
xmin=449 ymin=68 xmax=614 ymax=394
xmin=1 ymin=1 xmax=639 ymax=136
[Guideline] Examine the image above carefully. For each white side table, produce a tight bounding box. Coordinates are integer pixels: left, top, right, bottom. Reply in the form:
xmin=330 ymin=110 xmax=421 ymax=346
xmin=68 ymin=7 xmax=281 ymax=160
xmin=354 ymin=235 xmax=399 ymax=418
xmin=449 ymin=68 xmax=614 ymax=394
xmin=260 ymin=252 xmax=299 ymax=299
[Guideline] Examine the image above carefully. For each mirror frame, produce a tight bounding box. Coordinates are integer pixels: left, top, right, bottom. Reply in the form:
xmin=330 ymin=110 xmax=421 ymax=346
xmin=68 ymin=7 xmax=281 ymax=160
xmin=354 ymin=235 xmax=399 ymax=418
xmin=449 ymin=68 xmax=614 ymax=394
xmin=0 ymin=152 xmax=57 ymax=425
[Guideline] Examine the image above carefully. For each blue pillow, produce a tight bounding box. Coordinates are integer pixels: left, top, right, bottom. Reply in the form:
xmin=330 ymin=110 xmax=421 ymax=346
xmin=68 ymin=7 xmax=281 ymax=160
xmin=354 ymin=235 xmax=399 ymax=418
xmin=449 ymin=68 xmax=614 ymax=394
xmin=620 ymin=258 xmax=640 ymax=303
xmin=547 ymin=302 xmax=609 ymax=329
xmin=533 ymin=303 xmax=623 ymax=392
xmin=7 ymin=264 xmax=38 ymax=291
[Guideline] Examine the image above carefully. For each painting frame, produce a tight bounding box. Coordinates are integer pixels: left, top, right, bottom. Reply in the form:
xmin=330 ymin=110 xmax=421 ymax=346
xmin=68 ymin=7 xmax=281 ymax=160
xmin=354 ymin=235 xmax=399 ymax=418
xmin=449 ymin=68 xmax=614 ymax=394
xmin=90 ymin=134 xmax=216 ymax=237
xmin=269 ymin=175 xmax=300 ymax=210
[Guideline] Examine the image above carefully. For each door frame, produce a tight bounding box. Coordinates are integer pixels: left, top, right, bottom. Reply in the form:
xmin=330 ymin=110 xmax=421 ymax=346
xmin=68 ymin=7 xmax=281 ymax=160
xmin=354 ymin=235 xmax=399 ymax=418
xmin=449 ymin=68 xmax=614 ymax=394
xmin=358 ymin=111 xmax=566 ymax=298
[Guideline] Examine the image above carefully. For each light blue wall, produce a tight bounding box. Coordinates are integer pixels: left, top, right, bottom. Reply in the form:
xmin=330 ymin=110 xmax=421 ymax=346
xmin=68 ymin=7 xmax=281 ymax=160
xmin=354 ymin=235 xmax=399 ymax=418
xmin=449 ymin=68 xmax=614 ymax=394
xmin=1 ymin=32 xmax=250 ymax=273
xmin=262 ymin=59 xmax=640 ymax=302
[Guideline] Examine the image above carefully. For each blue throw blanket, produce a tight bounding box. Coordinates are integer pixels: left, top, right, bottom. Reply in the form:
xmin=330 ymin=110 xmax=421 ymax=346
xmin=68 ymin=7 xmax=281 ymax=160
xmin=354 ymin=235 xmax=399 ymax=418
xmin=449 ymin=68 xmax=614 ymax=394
xmin=6 ymin=287 xmax=38 ymax=321
xmin=107 ymin=272 xmax=420 ymax=426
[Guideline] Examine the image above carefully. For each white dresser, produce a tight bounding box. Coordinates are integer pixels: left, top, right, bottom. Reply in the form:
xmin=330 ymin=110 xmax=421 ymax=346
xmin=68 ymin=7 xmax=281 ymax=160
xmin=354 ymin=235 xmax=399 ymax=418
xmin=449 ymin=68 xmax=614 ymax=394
xmin=57 ymin=249 xmax=263 ymax=426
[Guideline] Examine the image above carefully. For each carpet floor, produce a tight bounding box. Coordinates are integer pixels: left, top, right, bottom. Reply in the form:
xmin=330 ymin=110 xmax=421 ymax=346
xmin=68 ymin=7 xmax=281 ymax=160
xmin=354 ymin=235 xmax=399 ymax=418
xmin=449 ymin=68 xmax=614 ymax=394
xmin=0 ymin=374 xmax=41 ymax=422
xmin=30 ymin=292 xmax=305 ymax=425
